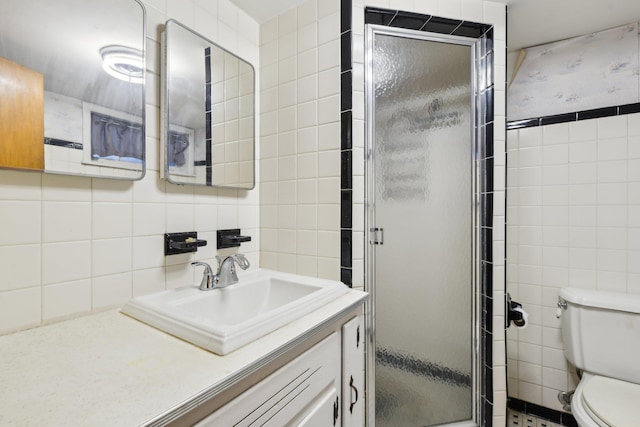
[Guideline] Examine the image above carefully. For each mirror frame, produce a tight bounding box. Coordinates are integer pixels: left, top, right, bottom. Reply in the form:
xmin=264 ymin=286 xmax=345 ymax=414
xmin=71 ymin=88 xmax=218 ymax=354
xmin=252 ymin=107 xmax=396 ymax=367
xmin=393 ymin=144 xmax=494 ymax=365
xmin=161 ymin=19 xmax=256 ymax=189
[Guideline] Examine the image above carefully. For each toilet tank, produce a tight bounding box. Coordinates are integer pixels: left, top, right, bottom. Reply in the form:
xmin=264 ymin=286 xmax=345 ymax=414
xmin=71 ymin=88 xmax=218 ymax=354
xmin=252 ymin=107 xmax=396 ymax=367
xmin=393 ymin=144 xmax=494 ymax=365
xmin=559 ymin=288 xmax=640 ymax=385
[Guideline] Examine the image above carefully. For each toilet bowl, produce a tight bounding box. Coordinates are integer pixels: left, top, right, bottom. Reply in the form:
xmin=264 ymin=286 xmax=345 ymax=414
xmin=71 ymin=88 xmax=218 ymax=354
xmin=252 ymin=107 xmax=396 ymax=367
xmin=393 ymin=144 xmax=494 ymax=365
xmin=571 ymin=372 xmax=640 ymax=427
xmin=558 ymin=288 xmax=640 ymax=427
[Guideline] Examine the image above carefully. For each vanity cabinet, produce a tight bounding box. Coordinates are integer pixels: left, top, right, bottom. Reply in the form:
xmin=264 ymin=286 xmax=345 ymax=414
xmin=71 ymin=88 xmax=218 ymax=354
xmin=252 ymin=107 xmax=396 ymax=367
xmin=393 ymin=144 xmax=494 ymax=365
xmin=194 ymin=315 xmax=365 ymax=427
xmin=196 ymin=333 xmax=342 ymax=426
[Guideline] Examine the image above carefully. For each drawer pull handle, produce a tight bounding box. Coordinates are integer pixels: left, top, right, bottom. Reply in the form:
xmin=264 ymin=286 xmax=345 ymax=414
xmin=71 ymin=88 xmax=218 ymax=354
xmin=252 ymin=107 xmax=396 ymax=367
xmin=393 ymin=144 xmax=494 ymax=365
xmin=349 ymin=375 xmax=359 ymax=413
xmin=333 ymin=395 xmax=339 ymax=425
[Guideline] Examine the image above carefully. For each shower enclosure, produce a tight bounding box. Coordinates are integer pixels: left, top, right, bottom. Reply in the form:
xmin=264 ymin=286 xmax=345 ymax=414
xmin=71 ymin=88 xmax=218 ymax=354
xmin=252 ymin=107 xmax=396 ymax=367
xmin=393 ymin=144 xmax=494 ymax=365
xmin=365 ymin=25 xmax=484 ymax=426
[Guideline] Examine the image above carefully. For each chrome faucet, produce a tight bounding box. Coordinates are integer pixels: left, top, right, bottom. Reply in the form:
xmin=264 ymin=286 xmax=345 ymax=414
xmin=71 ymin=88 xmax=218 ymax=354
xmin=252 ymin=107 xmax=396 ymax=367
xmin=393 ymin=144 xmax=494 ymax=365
xmin=191 ymin=254 xmax=250 ymax=291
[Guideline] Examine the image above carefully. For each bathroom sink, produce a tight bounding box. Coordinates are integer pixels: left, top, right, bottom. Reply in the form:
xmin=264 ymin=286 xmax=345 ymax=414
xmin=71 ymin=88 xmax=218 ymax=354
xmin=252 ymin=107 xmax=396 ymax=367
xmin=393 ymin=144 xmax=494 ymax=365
xmin=121 ymin=269 xmax=348 ymax=355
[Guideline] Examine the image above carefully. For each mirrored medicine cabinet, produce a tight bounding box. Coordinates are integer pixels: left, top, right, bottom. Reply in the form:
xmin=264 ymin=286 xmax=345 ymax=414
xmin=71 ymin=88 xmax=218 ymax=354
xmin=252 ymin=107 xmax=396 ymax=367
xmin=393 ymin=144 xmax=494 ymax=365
xmin=0 ymin=0 xmax=146 ymax=180
xmin=161 ymin=19 xmax=256 ymax=189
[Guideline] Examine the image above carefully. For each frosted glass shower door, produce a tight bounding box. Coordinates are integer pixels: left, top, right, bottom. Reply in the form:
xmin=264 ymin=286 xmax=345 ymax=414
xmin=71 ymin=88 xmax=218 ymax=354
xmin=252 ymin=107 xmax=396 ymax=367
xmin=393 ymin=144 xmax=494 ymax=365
xmin=367 ymin=27 xmax=476 ymax=427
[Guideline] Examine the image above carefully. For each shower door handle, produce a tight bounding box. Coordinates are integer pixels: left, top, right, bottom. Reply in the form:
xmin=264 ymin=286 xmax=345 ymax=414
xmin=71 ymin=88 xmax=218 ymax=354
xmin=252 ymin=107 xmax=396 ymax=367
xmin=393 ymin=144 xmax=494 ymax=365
xmin=370 ymin=227 xmax=384 ymax=245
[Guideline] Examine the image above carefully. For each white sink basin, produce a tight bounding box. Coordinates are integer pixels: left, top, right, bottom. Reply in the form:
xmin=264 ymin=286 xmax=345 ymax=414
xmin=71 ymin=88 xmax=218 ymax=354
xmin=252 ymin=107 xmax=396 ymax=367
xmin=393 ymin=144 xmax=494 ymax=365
xmin=121 ymin=269 xmax=348 ymax=355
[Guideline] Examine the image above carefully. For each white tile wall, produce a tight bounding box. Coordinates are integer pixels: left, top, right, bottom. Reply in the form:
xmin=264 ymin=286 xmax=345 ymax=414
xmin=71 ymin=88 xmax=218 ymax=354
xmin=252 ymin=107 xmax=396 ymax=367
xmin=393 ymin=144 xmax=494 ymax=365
xmin=259 ymin=0 xmax=343 ymax=280
xmin=0 ymin=0 xmax=260 ymax=335
xmin=506 ymin=112 xmax=640 ymax=411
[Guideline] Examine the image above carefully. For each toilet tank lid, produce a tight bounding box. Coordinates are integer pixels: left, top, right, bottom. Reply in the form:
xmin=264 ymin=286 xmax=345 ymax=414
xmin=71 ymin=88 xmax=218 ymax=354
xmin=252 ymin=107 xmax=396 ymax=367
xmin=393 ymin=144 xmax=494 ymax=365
xmin=560 ymin=288 xmax=640 ymax=314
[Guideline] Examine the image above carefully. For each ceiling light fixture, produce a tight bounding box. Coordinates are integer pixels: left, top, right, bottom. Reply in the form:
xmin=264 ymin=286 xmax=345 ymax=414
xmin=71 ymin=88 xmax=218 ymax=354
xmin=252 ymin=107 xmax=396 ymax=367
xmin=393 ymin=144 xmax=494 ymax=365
xmin=100 ymin=45 xmax=144 ymax=84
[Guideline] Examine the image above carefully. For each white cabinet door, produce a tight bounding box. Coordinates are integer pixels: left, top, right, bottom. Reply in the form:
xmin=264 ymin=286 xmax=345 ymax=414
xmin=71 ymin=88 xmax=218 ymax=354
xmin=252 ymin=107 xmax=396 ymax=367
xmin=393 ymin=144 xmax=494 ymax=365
xmin=296 ymin=384 xmax=340 ymax=427
xmin=342 ymin=315 xmax=365 ymax=427
xmin=196 ymin=332 xmax=341 ymax=427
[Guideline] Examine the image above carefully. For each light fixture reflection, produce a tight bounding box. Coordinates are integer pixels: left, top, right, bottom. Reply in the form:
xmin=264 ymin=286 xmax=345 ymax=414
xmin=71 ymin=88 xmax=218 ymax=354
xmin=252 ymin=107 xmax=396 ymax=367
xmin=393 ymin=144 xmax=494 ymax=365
xmin=100 ymin=45 xmax=143 ymax=84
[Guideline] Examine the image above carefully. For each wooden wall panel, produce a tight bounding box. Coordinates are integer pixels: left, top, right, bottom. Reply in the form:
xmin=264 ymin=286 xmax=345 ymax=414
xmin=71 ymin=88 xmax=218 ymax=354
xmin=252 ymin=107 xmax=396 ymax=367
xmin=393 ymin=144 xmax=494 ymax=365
xmin=0 ymin=56 xmax=44 ymax=170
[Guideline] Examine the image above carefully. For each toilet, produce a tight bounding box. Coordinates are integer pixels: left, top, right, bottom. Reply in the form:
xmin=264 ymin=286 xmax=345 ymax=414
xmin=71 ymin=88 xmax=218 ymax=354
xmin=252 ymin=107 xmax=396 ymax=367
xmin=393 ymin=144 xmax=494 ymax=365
xmin=558 ymin=287 xmax=640 ymax=427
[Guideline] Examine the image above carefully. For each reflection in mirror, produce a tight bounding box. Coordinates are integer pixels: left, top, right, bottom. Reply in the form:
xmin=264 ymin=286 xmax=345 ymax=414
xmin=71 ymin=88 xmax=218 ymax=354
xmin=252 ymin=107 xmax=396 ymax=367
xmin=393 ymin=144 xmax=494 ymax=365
xmin=162 ymin=20 xmax=255 ymax=188
xmin=0 ymin=0 xmax=146 ymax=180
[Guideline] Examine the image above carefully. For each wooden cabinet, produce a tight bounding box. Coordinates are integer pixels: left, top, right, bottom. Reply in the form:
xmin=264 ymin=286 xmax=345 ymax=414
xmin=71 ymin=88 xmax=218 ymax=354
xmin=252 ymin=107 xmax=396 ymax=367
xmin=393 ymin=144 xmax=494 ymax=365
xmin=0 ymin=56 xmax=44 ymax=170
xmin=194 ymin=315 xmax=366 ymax=427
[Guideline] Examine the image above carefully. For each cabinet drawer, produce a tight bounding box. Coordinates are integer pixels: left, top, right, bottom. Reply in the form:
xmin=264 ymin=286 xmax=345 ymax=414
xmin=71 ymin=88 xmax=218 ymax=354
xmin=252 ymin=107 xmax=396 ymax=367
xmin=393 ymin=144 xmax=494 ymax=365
xmin=296 ymin=385 xmax=340 ymax=427
xmin=196 ymin=332 xmax=341 ymax=426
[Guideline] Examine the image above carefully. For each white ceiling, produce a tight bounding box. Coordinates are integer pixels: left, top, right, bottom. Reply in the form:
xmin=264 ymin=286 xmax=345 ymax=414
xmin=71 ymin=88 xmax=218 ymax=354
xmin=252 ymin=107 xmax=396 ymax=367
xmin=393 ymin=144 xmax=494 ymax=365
xmin=230 ymin=0 xmax=640 ymax=51
xmin=230 ymin=0 xmax=305 ymax=23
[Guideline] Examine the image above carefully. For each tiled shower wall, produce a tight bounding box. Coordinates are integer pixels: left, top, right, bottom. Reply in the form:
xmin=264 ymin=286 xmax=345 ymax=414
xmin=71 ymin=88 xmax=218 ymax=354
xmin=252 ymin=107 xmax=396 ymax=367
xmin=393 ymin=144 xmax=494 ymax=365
xmin=506 ymin=112 xmax=640 ymax=411
xmin=0 ymin=0 xmax=260 ymax=335
xmin=258 ymin=0 xmax=345 ymax=282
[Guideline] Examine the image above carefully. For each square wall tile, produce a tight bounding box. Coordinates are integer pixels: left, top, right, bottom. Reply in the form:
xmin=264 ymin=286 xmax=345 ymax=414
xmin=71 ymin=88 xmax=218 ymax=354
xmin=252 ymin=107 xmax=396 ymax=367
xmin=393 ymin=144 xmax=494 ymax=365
xmin=92 ymin=272 xmax=132 ymax=309
xmin=297 ymin=230 xmax=318 ymax=256
xmin=166 ymin=203 xmax=195 ymax=231
xmin=133 ymin=203 xmax=166 ymax=236
xmin=297 ymin=205 xmax=318 ymax=230
xmin=43 ymin=202 xmax=91 ymax=243
xmin=0 ymin=170 xmax=42 ymax=200
xmin=298 ymin=23 xmax=318 ymax=53
xmin=132 ymin=236 xmax=165 ymax=270
xmin=296 ymin=255 xmax=318 ymax=276
xmin=0 ymin=287 xmax=41 ymax=334
xmin=132 ymin=268 xmax=167 ymax=296
xmin=318 ymin=12 xmax=340 ymax=45
xmin=317 ymin=257 xmax=339 ymax=280
xmin=43 ymin=279 xmax=91 ymax=322
xmin=0 ymin=201 xmax=41 ymax=245
xmin=92 ymin=238 xmax=133 ymax=277
xmin=318 ymin=39 xmax=340 ymax=71
xmin=0 ymin=245 xmax=41 ymax=292
xmin=42 ymin=241 xmax=92 ymax=285
xmin=92 ymin=203 xmax=133 ymax=239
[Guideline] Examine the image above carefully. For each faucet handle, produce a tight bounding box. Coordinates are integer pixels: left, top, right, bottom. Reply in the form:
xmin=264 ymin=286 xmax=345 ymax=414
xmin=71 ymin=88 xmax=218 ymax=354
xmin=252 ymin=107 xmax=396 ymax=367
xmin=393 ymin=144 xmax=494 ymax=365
xmin=230 ymin=253 xmax=250 ymax=270
xmin=191 ymin=261 xmax=217 ymax=290
xmin=212 ymin=254 xmax=250 ymax=287
xmin=191 ymin=261 xmax=212 ymax=274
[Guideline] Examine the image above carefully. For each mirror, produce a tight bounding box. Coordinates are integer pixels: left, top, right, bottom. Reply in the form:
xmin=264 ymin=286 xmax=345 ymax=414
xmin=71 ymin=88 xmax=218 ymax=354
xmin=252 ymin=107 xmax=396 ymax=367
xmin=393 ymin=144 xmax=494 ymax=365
xmin=161 ymin=20 xmax=255 ymax=189
xmin=0 ymin=0 xmax=146 ymax=180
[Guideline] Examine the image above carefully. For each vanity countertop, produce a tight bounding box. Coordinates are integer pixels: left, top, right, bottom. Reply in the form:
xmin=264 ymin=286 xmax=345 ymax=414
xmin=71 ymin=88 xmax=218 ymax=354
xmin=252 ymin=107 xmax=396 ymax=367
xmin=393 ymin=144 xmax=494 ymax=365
xmin=0 ymin=289 xmax=367 ymax=426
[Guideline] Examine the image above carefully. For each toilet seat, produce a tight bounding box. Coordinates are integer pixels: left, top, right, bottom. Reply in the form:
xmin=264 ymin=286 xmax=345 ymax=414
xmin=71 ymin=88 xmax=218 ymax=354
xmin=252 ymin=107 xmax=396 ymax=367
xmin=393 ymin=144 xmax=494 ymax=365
xmin=572 ymin=372 xmax=640 ymax=427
